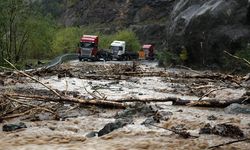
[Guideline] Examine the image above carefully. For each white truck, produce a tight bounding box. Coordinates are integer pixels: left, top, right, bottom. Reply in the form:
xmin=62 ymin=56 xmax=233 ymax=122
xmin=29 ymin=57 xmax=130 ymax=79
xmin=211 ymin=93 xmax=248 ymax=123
xmin=110 ymin=41 xmax=138 ymax=61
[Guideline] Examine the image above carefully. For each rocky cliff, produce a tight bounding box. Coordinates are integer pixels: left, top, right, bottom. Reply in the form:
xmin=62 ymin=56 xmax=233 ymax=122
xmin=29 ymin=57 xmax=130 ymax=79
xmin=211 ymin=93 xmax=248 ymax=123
xmin=55 ymin=0 xmax=250 ymax=65
xmin=168 ymin=0 xmax=250 ymax=65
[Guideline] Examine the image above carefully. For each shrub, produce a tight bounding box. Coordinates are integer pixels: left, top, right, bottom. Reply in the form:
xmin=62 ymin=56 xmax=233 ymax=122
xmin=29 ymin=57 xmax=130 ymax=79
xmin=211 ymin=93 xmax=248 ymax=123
xmin=157 ymin=50 xmax=180 ymax=67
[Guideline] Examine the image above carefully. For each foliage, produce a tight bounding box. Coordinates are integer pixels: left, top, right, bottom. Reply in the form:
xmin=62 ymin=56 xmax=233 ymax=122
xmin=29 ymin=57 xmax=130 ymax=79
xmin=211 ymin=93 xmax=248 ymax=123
xmin=25 ymin=16 xmax=56 ymax=59
xmin=223 ymin=46 xmax=250 ymax=71
xmin=0 ymin=0 xmax=58 ymax=66
xmin=0 ymin=0 xmax=31 ymax=64
xmin=235 ymin=47 xmax=250 ymax=62
xmin=66 ymin=0 xmax=79 ymax=7
xmin=113 ymin=30 xmax=141 ymax=52
xmin=157 ymin=50 xmax=180 ymax=67
xmin=99 ymin=34 xmax=114 ymax=49
xmin=51 ymin=27 xmax=82 ymax=55
xmin=179 ymin=48 xmax=188 ymax=61
xmin=38 ymin=0 xmax=64 ymax=18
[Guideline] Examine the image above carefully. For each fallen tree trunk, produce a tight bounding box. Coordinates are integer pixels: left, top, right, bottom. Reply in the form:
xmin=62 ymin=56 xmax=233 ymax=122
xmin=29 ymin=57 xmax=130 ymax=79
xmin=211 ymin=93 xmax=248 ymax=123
xmin=5 ymin=93 xmax=250 ymax=108
xmin=186 ymin=97 xmax=249 ymax=107
xmin=4 ymin=93 xmax=127 ymax=109
xmin=112 ymin=96 xmax=249 ymax=108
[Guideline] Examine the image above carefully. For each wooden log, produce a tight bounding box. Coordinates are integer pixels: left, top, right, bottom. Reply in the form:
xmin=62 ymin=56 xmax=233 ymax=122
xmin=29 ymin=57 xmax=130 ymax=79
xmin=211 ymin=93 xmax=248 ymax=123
xmin=4 ymin=93 xmax=127 ymax=109
xmin=113 ymin=97 xmax=249 ymax=108
xmin=188 ymin=97 xmax=249 ymax=107
xmin=208 ymin=138 xmax=250 ymax=149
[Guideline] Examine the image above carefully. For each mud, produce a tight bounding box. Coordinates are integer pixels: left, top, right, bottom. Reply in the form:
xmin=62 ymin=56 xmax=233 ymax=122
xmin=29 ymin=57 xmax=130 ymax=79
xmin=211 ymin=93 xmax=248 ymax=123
xmin=0 ymin=60 xmax=250 ymax=150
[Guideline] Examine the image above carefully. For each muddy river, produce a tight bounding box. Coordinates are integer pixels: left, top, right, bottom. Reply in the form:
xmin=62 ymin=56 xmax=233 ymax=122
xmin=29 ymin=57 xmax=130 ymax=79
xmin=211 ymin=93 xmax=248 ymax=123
xmin=0 ymin=60 xmax=249 ymax=150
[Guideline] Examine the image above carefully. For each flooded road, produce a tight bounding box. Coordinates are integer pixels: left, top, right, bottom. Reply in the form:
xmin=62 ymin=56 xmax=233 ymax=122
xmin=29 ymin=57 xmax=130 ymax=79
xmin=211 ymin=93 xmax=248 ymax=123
xmin=0 ymin=60 xmax=249 ymax=150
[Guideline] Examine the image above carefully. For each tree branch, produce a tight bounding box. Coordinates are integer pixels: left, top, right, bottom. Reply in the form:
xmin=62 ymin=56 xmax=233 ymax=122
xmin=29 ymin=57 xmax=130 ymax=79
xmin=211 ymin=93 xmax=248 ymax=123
xmin=224 ymin=51 xmax=250 ymax=67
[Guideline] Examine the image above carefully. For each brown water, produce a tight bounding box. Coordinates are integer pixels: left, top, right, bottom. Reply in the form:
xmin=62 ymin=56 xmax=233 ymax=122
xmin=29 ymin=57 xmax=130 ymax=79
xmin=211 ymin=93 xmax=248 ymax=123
xmin=0 ymin=60 xmax=249 ymax=150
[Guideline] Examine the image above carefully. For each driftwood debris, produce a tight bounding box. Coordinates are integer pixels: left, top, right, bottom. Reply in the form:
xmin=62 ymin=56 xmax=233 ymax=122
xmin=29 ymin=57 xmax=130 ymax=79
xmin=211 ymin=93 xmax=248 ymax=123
xmin=112 ymin=96 xmax=249 ymax=108
xmin=208 ymin=138 xmax=250 ymax=149
xmin=224 ymin=51 xmax=250 ymax=67
xmin=148 ymin=123 xmax=198 ymax=139
xmin=4 ymin=93 xmax=127 ymax=109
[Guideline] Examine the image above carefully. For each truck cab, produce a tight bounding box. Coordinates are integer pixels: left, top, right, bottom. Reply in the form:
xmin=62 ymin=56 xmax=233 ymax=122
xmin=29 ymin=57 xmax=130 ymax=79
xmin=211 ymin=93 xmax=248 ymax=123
xmin=78 ymin=35 xmax=99 ymax=61
xmin=110 ymin=41 xmax=126 ymax=60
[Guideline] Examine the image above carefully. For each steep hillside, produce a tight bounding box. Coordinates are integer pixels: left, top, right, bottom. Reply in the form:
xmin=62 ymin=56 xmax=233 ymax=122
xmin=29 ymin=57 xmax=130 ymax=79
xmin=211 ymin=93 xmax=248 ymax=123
xmin=42 ymin=0 xmax=250 ymax=66
xmin=58 ymin=0 xmax=175 ymax=50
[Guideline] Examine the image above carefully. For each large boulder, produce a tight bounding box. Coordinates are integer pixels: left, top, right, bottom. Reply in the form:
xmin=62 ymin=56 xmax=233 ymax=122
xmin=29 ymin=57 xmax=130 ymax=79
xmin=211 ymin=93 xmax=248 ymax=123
xmin=168 ymin=0 xmax=250 ymax=65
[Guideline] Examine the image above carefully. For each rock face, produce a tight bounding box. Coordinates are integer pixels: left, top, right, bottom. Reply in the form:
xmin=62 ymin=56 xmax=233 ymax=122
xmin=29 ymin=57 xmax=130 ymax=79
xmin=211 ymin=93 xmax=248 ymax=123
xmin=168 ymin=0 xmax=250 ymax=65
xmin=50 ymin=0 xmax=250 ymax=65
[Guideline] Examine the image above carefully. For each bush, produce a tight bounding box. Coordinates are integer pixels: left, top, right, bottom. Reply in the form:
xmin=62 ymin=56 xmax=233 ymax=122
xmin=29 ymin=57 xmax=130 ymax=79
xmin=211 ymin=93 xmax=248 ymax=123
xmin=157 ymin=50 xmax=180 ymax=67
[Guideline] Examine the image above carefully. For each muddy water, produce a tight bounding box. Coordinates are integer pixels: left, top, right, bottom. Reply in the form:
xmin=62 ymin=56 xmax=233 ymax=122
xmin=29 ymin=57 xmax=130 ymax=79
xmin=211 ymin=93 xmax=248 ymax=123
xmin=0 ymin=61 xmax=249 ymax=150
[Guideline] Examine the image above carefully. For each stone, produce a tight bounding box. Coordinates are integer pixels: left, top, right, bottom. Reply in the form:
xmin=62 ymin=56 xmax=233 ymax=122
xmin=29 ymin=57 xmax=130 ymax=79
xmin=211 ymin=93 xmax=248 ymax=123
xmin=207 ymin=115 xmax=217 ymax=121
xmin=3 ymin=122 xmax=27 ymax=132
xmin=199 ymin=123 xmax=213 ymax=134
xmin=98 ymin=118 xmax=133 ymax=137
xmin=225 ymin=103 xmax=250 ymax=114
xmin=115 ymin=104 xmax=157 ymax=119
xmin=199 ymin=123 xmax=244 ymax=138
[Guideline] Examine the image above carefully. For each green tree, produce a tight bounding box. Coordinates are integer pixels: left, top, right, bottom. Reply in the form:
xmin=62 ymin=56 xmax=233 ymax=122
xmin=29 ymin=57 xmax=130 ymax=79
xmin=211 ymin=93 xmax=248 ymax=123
xmin=0 ymin=0 xmax=31 ymax=64
xmin=25 ymin=16 xmax=56 ymax=59
xmin=51 ymin=27 xmax=82 ymax=55
xmin=0 ymin=0 xmax=57 ymax=66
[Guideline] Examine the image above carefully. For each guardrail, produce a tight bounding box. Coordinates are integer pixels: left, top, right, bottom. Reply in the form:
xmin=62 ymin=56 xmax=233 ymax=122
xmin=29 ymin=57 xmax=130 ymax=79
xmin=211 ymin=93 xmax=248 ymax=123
xmin=45 ymin=53 xmax=78 ymax=69
xmin=24 ymin=53 xmax=78 ymax=72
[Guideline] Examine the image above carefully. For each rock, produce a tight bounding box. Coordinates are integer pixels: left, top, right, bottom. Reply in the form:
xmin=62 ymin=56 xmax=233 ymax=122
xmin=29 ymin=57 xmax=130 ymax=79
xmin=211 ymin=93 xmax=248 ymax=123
xmin=176 ymin=109 xmax=183 ymax=112
xmin=3 ymin=122 xmax=27 ymax=132
xmin=199 ymin=123 xmax=213 ymax=134
xmin=168 ymin=0 xmax=250 ymax=65
xmin=199 ymin=123 xmax=244 ymax=138
xmin=158 ymin=111 xmax=173 ymax=116
xmin=98 ymin=118 xmax=133 ymax=137
xmin=225 ymin=103 xmax=250 ymax=114
xmin=141 ymin=116 xmax=161 ymax=126
xmin=115 ymin=104 xmax=157 ymax=119
xmin=207 ymin=115 xmax=217 ymax=121
xmin=171 ymin=124 xmax=187 ymax=132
